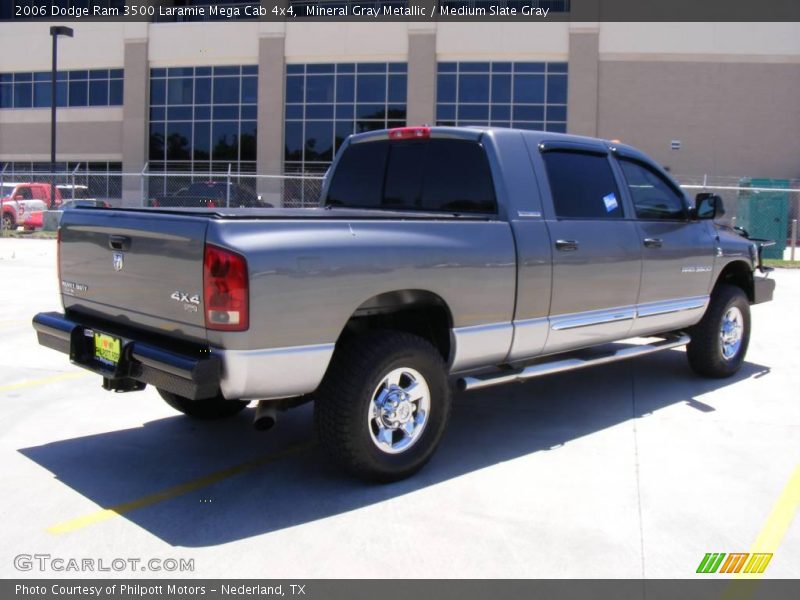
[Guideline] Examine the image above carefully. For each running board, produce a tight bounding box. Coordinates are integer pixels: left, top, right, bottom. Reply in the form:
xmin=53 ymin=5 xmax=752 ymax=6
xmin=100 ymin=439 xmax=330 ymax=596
xmin=457 ymin=333 xmax=691 ymax=393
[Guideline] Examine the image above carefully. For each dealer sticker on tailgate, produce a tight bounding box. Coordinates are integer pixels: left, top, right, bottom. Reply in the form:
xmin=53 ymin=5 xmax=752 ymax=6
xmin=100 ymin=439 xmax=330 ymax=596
xmin=94 ymin=332 xmax=121 ymax=365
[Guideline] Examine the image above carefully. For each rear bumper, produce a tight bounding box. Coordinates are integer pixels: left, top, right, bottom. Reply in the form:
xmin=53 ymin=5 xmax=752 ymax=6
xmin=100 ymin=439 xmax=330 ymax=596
xmin=753 ymin=276 xmax=776 ymax=305
xmin=32 ymin=311 xmax=221 ymax=400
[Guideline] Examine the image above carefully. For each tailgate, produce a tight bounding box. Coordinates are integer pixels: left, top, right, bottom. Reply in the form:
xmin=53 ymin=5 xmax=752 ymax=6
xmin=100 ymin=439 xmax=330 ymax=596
xmin=59 ymin=209 xmax=209 ymax=343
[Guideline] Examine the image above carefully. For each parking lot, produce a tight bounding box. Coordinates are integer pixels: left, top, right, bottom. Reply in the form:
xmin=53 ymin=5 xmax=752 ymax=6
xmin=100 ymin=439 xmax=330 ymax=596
xmin=0 ymin=236 xmax=797 ymax=579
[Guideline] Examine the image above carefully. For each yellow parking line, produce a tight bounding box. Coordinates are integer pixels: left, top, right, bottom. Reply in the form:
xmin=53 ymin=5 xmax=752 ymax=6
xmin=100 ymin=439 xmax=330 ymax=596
xmin=720 ymin=464 xmax=800 ymax=599
xmin=47 ymin=442 xmax=314 ymax=535
xmin=733 ymin=464 xmax=800 ymax=580
xmin=0 ymin=371 xmax=88 ymax=393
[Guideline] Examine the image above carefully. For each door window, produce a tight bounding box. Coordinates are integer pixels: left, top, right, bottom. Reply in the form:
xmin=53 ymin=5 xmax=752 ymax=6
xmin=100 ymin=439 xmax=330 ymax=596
xmin=541 ymin=151 xmax=623 ymax=219
xmin=618 ymin=159 xmax=687 ymax=220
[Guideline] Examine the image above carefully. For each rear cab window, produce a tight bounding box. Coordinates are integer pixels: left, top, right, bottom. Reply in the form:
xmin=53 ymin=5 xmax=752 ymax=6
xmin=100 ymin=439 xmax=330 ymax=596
xmin=325 ymin=137 xmax=497 ymax=214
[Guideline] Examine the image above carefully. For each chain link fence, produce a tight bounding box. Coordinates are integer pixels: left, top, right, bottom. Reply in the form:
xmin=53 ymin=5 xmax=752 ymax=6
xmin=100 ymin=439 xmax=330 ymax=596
xmin=2 ymin=165 xmax=798 ymax=258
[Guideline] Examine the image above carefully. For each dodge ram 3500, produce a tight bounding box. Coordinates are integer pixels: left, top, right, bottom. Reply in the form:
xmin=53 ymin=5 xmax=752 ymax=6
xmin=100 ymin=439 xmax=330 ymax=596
xmin=33 ymin=126 xmax=775 ymax=481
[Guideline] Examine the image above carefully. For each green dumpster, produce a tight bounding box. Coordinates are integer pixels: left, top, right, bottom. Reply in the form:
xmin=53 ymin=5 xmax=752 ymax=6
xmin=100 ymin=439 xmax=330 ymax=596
xmin=736 ymin=178 xmax=789 ymax=259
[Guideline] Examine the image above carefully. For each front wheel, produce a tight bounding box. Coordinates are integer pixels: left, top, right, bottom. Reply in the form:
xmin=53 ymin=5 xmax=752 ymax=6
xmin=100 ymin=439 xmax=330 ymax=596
xmin=687 ymin=284 xmax=751 ymax=378
xmin=158 ymin=389 xmax=249 ymax=419
xmin=314 ymin=332 xmax=452 ymax=482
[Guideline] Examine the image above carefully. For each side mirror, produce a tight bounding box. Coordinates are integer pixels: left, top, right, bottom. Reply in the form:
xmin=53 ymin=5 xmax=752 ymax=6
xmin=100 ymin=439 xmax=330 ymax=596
xmin=694 ymin=193 xmax=723 ymax=220
xmin=13 ymin=194 xmax=24 ymax=201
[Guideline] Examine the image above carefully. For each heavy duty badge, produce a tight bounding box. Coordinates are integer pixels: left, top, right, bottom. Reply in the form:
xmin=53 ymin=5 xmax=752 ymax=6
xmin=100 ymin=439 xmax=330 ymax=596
xmin=112 ymin=252 xmax=124 ymax=272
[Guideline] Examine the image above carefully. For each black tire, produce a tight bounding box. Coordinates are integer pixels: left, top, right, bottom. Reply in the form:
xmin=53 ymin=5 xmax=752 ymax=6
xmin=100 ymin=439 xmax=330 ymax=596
xmin=158 ymin=389 xmax=249 ymax=419
xmin=2 ymin=212 xmax=15 ymax=231
xmin=314 ymin=331 xmax=452 ymax=483
xmin=687 ymin=284 xmax=751 ymax=378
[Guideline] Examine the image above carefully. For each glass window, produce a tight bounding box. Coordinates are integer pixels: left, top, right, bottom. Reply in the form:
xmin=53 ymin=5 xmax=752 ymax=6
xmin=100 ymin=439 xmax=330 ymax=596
xmin=33 ymin=82 xmax=51 ymax=108
xmin=357 ymin=75 xmax=386 ymax=103
xmin=542 ymin=151 xmax=623 ymax=220
xmin=514 ymin=75 xmax=545 ymax=103
xmin=436 ymin=62 xmax=567 ymax=131
xmin=547 ymin=75 xmax=568 ymax=104
xmin=306 ymin=75 xmax=334 ymax=103
xmin=618 ymin=159 xmax=687 ymax=220
xmin=109 ymin=79 xmax=123 ymax=105
xmin=167 ymin=78 xmax=193 ymax=104
xmin=0 ymin=83 xmax=12 ymax=108
xmin=89 ymin=80 xmax=108 ymax=106
xmin=325 ymin=138 xmax=496 ymax=214
xmin=383 ymin=142 xmax=426 ymax=208
xmin=437 ymin=74 xmax=456 ymax=103
xmin=304 ymin=121 xmax=334 ymax=163
xmin=14 ymin=82 xmax=32 ymax=108
xmin=194 ymin=77 xmax=211 ymax=104
xmin=166 ymin=122 xmax=192 ymax=161
xmin=286 ymin=76 xmax=303 ymax=103
xmin=284 ymin=62 xmax=407 ymax=173
xmin=459 ymin=75 xmax=489 ymax=103
xmin=421 ymin=139 xmax=496 ymax=213
xmin=150 ymin=79 xmax=166 ymax=105
xmin=326 ymin=141 xmax=389 ymax=207
xmin=213 ymin=77 xmax=240 ymax=104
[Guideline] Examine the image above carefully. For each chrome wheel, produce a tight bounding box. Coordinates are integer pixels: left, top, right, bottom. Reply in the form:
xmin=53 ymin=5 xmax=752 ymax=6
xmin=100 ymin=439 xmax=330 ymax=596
xmin=719 ymin=306 xmax=744 ymax=360
xmin=368 ymin=367 xmax=431 ymax=455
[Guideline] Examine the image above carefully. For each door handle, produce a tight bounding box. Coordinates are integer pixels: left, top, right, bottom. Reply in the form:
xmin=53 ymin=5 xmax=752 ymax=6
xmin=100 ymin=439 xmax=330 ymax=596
xmin=555 ymin=239 xmax=579 ymax=251
xmin=643 ymin=238 xmax=663 ymax=248
xmin=108 ymin=235 xmax=131 ymax=251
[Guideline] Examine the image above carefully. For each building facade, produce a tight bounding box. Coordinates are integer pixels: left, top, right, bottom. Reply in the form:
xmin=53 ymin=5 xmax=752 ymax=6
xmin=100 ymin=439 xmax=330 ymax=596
xmin=1 ymin=15 xmax=799 ymax=205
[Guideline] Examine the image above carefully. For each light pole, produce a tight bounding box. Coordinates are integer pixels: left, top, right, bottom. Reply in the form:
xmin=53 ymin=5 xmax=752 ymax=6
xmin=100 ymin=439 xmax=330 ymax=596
xmin=50 ymin=26 xmax=73 ymax=209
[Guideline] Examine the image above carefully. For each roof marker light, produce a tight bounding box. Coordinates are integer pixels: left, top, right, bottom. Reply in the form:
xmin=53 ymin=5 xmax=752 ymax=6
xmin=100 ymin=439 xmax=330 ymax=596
xmin=388 ymin=127 xmax=430 ymax=140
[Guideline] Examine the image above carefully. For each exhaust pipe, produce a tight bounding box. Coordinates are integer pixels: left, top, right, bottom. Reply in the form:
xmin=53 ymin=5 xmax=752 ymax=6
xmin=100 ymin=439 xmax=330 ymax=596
xmin=253 ymin=400 xmax=278 ymax=431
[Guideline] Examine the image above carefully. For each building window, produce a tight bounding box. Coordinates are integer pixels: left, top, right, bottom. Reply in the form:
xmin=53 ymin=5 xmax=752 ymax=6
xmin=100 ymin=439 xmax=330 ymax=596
xmin=0 ymin=69 xmax=123 ymax=109
xmin=284 ymin=62 xmax=407 ymax=174
xmin=148 ymin=65 xmax=258 ymax=176
xmin=435 ymin=61 xmax=568 ymax=133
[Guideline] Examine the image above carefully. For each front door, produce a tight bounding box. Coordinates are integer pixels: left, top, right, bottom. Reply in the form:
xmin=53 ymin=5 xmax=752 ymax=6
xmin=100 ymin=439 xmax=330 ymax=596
xmin=614 ymin=156 xmax=715 ymax=336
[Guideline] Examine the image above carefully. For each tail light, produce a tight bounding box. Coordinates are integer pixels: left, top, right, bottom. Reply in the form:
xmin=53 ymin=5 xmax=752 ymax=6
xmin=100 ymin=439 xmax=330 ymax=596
xmin=207 ymin=200 xmax=217 ymax=208
xmin=149 ymin=199 xmax=159 ymax=207
xmin=203 ymin=244 xmax=248 ymax=331
xmin=389 ymin=126 xmax=430 ymax=140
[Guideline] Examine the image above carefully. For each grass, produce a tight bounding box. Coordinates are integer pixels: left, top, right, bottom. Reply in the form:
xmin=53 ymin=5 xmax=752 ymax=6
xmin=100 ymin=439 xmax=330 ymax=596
xmin=0 ymin=230 xmax=57 ymax=240
xmin=763 ymin=258 xmax=800 ymax=269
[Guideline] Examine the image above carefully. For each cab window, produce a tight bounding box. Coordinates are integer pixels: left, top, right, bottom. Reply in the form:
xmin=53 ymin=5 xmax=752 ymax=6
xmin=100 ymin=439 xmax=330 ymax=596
xmin=541 ymin=150 xmax=623 ymax=219
xmin=618 ymin=159 xmax=687 ymax=220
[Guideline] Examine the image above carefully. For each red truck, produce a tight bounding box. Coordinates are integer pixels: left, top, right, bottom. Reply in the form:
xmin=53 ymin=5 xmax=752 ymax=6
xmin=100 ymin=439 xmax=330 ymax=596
xmin=1 ymin=182 xmax=62 ymax=230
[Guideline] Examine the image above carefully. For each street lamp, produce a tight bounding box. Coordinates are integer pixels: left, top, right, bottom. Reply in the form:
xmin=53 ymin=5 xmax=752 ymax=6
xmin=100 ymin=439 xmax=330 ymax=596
xmin=50 ymin=26 xmax=73 ymax=209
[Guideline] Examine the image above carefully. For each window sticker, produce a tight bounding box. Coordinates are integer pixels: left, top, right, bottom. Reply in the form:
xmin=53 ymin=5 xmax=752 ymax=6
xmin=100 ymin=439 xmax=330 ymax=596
xmin=603 ymin=193 xmax=619 ymax=212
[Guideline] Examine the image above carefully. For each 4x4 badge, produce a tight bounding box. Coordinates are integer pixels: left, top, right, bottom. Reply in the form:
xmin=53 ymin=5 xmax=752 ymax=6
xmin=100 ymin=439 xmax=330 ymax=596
xmin=112 ymin=252 xmax=124 ymax=272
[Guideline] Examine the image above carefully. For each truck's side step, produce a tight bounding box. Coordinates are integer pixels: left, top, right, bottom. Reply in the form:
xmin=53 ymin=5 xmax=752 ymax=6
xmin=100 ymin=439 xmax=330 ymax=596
xmin=457 ymin=333 xmax=691 ymax=392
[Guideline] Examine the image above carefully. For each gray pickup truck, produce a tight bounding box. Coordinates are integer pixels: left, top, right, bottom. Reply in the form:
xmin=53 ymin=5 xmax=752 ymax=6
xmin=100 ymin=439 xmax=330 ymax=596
xmin=33 ymin=126 xmax=775 ymax=481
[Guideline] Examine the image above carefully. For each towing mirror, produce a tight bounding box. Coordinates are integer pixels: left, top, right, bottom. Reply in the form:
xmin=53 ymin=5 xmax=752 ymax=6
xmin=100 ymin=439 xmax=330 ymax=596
xmin=694 ymin=193 xmax=723 ymax=220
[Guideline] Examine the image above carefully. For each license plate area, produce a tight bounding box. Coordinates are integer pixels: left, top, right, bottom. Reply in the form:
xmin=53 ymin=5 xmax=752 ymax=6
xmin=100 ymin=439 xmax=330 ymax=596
xmin=94 ymin=332 xmax=121 ymax=366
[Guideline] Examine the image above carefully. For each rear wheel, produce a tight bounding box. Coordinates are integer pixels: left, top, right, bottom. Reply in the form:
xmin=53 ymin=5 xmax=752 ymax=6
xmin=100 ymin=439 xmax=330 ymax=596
xmin=2 ymin=212 xmax=15 ymax=231
xmin=158 ymin=389 xmax=249 ymax=419
xmin=687 ymin=284 xmax=751 ymax=378
xmin=314 ymin=331 xmax=451 ymax=482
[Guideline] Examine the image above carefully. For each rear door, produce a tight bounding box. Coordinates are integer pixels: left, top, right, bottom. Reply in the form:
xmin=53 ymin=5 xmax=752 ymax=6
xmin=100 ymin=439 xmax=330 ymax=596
xmin=614 ymin=155 xmax=715 ymax=335
xmin=535 ymin=145 xmax=642 ymax=354
xmin=59 ymin=210 xmax=209 ymax=343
